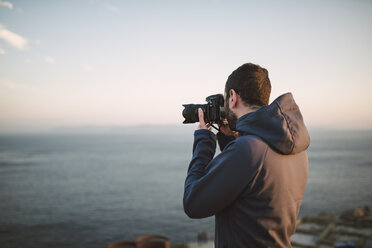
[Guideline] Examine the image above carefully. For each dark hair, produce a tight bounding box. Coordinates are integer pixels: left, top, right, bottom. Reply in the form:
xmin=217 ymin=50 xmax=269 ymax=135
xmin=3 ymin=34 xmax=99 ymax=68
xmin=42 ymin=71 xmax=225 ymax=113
xmin=225 ymin=63 xmax=271 ymax=106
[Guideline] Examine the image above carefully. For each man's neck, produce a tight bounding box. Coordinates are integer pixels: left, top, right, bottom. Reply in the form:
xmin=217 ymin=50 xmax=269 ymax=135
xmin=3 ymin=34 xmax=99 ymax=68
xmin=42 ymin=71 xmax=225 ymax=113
xmin=236 ymin=105 xmax=261 ymax=119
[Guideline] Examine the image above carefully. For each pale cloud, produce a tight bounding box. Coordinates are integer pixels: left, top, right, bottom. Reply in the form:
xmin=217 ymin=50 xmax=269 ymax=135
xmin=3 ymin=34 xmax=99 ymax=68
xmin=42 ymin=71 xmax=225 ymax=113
xmin=104 ymin=3 xmax=119 ymax=13
xmin=0 ymin=79 xmax=25 ymax=89
xmin=24 ymin=58 xmax=33 ymax=64
xmin=0 ymin=48 xmax=5 ymax=54
xmin=44 ymin=56 xmax=55 ymax=63
xmin=0 ymin=24 xmax=28 ymax=50
xmin=0 ymin=0 xmax=13 ymax=9
xmin=83 ymin=65 xmax=93 ymax=72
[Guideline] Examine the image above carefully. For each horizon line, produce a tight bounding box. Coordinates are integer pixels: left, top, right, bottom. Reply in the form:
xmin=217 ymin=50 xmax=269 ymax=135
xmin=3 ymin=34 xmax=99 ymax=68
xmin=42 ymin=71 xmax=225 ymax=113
xmin=0 ymin=124 xmax=372 ymax=134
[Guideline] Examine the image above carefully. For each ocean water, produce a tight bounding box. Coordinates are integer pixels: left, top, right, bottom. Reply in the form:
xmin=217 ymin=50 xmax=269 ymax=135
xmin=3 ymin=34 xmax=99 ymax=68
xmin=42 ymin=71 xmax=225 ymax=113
xmin=0 ymin=126 xmax=371 ymax=248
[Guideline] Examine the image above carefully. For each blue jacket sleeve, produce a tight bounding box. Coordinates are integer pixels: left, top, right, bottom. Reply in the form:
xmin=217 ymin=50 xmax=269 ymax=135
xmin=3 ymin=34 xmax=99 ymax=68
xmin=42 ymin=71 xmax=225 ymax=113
xmin=183 ymin=130 xmax=266 ymax=219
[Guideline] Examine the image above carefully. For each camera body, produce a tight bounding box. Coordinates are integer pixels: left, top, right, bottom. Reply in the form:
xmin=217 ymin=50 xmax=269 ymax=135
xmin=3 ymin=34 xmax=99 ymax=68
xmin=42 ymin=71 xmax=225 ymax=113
xmin=182 ymin=94 xmax=227 ymax=124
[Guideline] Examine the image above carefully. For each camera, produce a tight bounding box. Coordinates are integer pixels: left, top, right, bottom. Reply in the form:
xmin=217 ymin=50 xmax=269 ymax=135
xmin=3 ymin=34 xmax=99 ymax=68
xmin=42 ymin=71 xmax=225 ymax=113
xmin=182 ymin=94 xmax=227 ymax=124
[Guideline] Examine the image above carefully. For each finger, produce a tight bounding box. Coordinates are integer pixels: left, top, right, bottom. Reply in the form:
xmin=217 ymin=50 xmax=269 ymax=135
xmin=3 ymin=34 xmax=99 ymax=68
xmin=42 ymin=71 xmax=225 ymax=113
xmin=206 ymin=123 xmax=212 ymax=131
xmin=198 ymin=108 xmax=205 ymax=125
xmin=209 ymin=124 xmax=213 ymax=131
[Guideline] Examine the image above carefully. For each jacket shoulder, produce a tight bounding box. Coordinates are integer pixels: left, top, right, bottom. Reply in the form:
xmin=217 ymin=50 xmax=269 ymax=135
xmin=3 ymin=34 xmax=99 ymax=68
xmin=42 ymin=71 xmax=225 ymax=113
xmin=235 ymin=134 xmax=269 ymax=151
xmin=221 ymin=135 xmax=269 ymax=167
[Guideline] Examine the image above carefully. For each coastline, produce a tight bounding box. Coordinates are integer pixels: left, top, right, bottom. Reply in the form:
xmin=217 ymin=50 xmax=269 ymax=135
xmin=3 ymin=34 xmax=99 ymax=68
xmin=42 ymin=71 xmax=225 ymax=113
xmin=170 ymin=206 xmax=372 ymax=248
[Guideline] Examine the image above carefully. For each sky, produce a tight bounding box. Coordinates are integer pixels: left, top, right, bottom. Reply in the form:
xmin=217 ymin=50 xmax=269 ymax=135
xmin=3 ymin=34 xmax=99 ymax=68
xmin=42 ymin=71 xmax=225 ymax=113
xmin=0 ymin=0 xmax=371 ymax=132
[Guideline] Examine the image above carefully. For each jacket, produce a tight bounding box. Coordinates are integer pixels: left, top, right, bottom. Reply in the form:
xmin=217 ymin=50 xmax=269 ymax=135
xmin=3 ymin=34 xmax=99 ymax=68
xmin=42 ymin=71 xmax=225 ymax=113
xmin=183 ymin=92 xmax=310 ymax=248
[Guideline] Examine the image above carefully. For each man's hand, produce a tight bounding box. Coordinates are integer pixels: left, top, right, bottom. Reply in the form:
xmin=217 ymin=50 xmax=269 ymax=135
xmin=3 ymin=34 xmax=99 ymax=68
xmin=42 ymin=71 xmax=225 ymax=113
xmin=198 ymin=108 xmax=212 ymax=131
xmin=217 ymin=124 xmax=239 ymax=151
xmin=219 ymin=124 xmax=239 ymax=138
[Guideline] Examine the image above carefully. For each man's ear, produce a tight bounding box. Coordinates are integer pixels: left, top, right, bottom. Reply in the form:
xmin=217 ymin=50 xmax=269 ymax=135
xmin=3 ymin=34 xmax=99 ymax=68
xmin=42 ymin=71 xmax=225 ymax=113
xmin=229 ymin=89 xmax=238 ymax=108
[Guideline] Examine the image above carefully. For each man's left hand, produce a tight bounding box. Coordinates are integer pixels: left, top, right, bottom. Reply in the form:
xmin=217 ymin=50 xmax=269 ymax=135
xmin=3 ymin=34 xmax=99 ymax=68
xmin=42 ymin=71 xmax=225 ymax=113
xmin=198 ymin=108 xmax=212 ymax=131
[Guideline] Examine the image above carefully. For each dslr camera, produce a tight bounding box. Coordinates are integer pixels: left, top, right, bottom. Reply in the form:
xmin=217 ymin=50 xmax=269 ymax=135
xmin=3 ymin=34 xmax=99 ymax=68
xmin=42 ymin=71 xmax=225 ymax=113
xmin=182 ymin=94 xmax=227 ymax=125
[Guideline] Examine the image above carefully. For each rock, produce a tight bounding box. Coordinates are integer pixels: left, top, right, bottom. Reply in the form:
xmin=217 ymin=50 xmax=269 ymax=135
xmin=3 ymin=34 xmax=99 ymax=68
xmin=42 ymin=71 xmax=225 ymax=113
xmin=197 ymin=232 xmax=208 ymax=242
xmin=340 ymin=209 xmax=357 ymax=221
xmin=340 ymin=206 xmax=371 ymax=221
xmin=353 ymin=208 xmax=365 ymax=218
xmin=363 ymin=205 xmax=370 ymax=216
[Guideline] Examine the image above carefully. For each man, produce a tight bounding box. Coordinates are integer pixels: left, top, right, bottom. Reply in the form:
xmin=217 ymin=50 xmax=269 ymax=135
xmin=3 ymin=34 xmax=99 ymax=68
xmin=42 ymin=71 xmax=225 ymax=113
xmin=183 ymin=63 xmax=310 ymax=248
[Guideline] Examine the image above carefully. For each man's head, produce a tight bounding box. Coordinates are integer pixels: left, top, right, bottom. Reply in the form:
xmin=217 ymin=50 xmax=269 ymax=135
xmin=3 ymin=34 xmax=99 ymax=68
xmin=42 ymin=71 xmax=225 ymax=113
xmin=224 ymin=63 xmax=271 ymax=130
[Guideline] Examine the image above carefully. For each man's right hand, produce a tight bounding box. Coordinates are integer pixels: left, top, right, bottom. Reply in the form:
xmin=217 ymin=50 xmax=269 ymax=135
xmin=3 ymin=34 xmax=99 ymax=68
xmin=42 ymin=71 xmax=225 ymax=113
xmin=219 ymin=124 xmax=239 ymax=138
xmin=217 ymin=124 xmax=238 ymax=151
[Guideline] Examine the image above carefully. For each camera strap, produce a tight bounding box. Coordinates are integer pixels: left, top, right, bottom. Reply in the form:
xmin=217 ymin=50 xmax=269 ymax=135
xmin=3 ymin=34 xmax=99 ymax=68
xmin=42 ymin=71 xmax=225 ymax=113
xmin=210 ymin=123 xmax=220 ymax=132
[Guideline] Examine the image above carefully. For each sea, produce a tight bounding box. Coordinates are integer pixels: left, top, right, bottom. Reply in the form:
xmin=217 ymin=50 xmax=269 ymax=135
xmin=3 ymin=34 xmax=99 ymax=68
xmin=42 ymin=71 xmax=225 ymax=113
xmin=0 ymin=126 xmax=371 ymax=248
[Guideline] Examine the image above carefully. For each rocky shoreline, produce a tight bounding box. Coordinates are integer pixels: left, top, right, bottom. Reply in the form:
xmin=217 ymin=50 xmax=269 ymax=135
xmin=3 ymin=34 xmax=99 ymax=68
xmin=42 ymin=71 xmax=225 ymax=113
xmin=171 ymin=206 xmax=372 ymax=248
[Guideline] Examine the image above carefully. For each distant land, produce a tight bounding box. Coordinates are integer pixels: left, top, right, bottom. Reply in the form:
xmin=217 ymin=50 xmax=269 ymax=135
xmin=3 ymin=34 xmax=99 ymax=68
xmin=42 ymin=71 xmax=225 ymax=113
xmin=0 ymin=124 xmax=372 ymax=135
